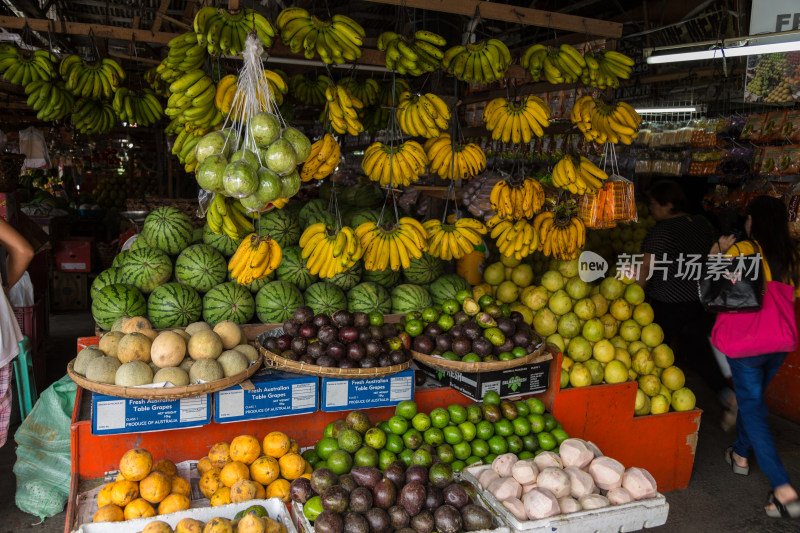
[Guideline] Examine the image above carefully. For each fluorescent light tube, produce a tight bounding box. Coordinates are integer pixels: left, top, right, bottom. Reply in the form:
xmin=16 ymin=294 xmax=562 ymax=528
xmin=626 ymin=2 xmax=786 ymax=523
xmin=634 ymin=107 xmax=697 ymax=114
xmin=647 ymin=39 xmax=800 ymax=64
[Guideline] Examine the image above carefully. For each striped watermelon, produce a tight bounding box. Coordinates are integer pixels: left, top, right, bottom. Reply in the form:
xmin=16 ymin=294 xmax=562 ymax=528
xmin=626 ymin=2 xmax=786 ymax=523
xmin=192 ymin=228 xmax=204 ymax=243
xmin=391 ymin=284 xmax=432 ymax=314
xmin=257 ymin=209 xmax=301 ymax=248
xmin=143 ymin=206 xmax=194 ymax=255
xmin=119 ymin=247 xmax=173 ymax=294
xmin=429 ymin=273 xmax=471 ymax=305
xmin=203 ymin=282 xmax=255 ymax=326
xmin=348 ymin=282 xmax=391 ymax=314
xmin=91 ymin=268 xmax=126 ymax=299
xmin=298 ymin=199 xmax=328 ymax=228
xmin=329 ymin=261 xmax=363 ymax=291
xmin=345 ymin=208 xmax=380 ymax=228
xmin=255 ymin=280 xmax=304 ymax=323
xmin=362 ymin=268 xmax=401 ymax=289
xmin=130 ymin=234 xmax=151 ymax=251
xmin=175 ymin=244 xmax=227 ymax=293
xmin=111 ymin=250 xmax=130 ymax=268
xmin=148 ymin=282 xmax=202 ymax=328
xmin=92 ymin=283 xmax=147 ymax=330
xmin=203 ymin=224 xmax=241 ymax=257
xmin=304 ymin=282 xmax=347 ymax=315
xmin=404 ymin=253 xmax=444 ymax=285
xmin=276 ymin=246 xmax=317 ymax=290
xmin=229 ymin=269 xmax=275 ymax=293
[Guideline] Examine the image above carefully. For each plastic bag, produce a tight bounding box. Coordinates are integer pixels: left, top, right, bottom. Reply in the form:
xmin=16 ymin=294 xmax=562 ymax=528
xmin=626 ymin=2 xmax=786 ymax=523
xmin=7 ymin=271 xmax=34 ymax=307
xmin=13 ymin=375 xmax=77 ymax=519
xmin=18 ymin=126 xmax=50 ymax=170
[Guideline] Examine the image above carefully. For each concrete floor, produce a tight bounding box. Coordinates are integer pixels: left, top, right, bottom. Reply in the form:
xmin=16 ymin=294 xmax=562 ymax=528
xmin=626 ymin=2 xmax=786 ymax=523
xmin=1 ymin=312 xmax=799 ymax=532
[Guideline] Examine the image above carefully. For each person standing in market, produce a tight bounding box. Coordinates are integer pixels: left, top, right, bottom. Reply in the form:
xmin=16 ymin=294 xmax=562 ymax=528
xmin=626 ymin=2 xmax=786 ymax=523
xmin=713 ymin=195 xmax=800 ymax=519
xmin=0 ymin=217 xmax=34 ymax=447
xmin=636 ymin=180 xmax=735 ymax=421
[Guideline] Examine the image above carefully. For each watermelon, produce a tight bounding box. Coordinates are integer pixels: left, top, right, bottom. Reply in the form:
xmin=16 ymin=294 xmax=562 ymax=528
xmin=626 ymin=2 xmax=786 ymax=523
xmin=298 ymin=199 xmax=328 ymax=228
xmin=229 ymin=269 xmax=275 ymax=293
xmin=148 ymin=282 xmax=202 ymax=329
xmin=91 ymin=268 xmax=126 ymax=299
xmin=338 ymin=183 xmax=384 ymax=208
xmin=203 ymin=225 xmax=241 ymax=257
xmin=362 ymin=268 xmax=401 ymax=289
xmin=92 ymin=283 xmax=147 ymax=330
xmin=192 ymin=228 xmax=204 ymax=243
xmin=391 ymin=284 xmax=432 ymax=314
xmin=175 ymin=244 xmax=227 ymax=293
xmin=404 ymin=253 xmax=444 ymax=285
xmin=304 ymin=282 xmax=347 ymax=315
xmin=348 ymin=282 xmax=391 ymax=314
xmin=429 ymin=273 xmax=471 ymax=305
xmin=111 ymin=250 xmax=130 ymax=268
xmin=119 ymin=247 xmax=173 ymax=294
xmin=329 ymin=261 xmax=363 ymax=291
xmin=202 ymin=282 xmax=255 ymax=326
xmin=256 ymin=281 xmax=304 ymax=323
xmin=345 ymin=208 xmax=380 ymax=229
xmin=130 ymin=234 xmax=150 ymax=251
xmin=143 ymin=206 xmax=194 ymax=255
xmin=257 ymin=209 xmax=301 ymax=248
xmin=275 ymin=246 xmax=318 ymax=290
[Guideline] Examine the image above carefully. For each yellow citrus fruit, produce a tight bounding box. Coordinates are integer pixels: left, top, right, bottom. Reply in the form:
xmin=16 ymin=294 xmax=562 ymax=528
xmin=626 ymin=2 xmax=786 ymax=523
xmin=119 ymin=448 xmax=153 ymax=482
xmin=196 ymin=456 xmax=214 ymax=476
xmin=203 ymin=518 xmax=233 ymax=533
xmin=249 ymin=455 xmax=280 ymax=486
xmin=289 ymin=438 xmax=300 ymax=454
xmin=252 ymin=481 xmax=265 ymax=500
xmin=210 ymin=486 xmax=232 ymax=507
xmin=142 ymin=520 xmax=173 ymax=533
xmin=175 ymin=518 xmax=204 ymax=533
xmin=139 ymin=471 xmax=173 ymax=504
xmin=265 ymin=478 xmax=290 ymax=502
xmin=96 ymin=482 xmax=115 ymax=508
xmin=304 ymin=461 xmax=312 ymax=475
xmin=278 ymin=453 xmax=306 ymax=481
xmin=220 ymin=460 xmax=250 ymax=487
xmin=230 ymin=479 xmax=258 ymax=503
xmin=93 ymin=504 xmax=124 ymax=522
xmin=111 ymin=480 xmax=139 ymax=507
xmin=199 ymin=469 xmax=223 ymax=499
xmin=230 ymin=435 xmax=261 ymax=465
xmin=171 ymin=476 xmax=191 ymax=497
xmin=262 ymin=432 xmax=291 ymax=458
xmin=123 ymin=498 xmax=156 ymax=520
xmin=151 ymin=459 xmax=178 ymax=477
xmin=208 ymin=442 xmax=232 ymax=469
xmin=158 ymin=493 xmax=191 ymax=515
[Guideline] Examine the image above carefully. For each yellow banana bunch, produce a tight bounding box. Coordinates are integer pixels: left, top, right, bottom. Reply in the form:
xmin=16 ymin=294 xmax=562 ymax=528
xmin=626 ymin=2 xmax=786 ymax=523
xmin=323 ymin=84 xmax=365 ymax=135
xmin=378 ymin=30 xmax=447 ymax=75
xmin=229 ymin=233 xmax=282 ymax=285
xmin=357 ymin=217 xmax=428 ymax=272
xmin=583 ymin=50 xmax=634 ymax=89
xmin=206 ymin=194 xmax=255 ymax=239
xmin=424 ymin=133 xmax=486 ymax=181
xmin=571 ymin=95 xmax=642 ymax=145
xmin=442 ymin=39 xmax=511 ymax=83
xmin=290 ymin=74 xmax=332 ymax=106
xmin=145 ymin=66 xmax=170 ymax=97
xmin=483 ymin=95 xmax=551 ymax=144
xmin=532 ymin=212 xmax=585 ymax=260
xmin=339 ymin=77 xmax=380 ymax=107
xmin=165 ymin=69 xmax=223 ymax=132
xmin=23 ymin=79 xmax=73 ymax=121
xmin=487 ymin=216 xmax=540 ymax=261
xmin=521 ymin=43 xmax=587 ymax=84
xmin=551 ymin=154 xmax=608 ymax=194
xmin=215 ymin=69 xmax=288 ymax=119
xmin=490 ymin=178 xmax=545 ymax=220
xmin=0 ymin=46 xmax=57 ymax=86
xmin=301 ymin=134 xmax=341 ymax=181
xmin=362 ymin=141 xmax=428 ymax=187
xmin=112 ymin=87 xmax=163 ymax=126
xmin=60 ymin=55 xmax=124 ymax=99
xmin=299 ymin=223 xmax=364 ymax=278
xmin=423 ymin=218 xmax=487 ymax=260
xmin=396 ymin=92 xmax=451 ymax=138
xmin=71 ymin=98 xmax=117 ymax=135
xmin=276 ymin=7 xmax=364 ymax=64
xmin=157 ymin=32 xmax=207 ymax=84
xmin=193 ymin=6 xmax=275 ymax=56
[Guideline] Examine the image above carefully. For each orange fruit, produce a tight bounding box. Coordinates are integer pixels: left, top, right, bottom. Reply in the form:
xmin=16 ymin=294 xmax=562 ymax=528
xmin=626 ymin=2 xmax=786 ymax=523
xmin=220 ymin=461 xmax=250 ymax=487
xmin=96 ymin=482 xmax=115 ymax=508
xmin=110 ymin=480 xmax=139 ymax=507
xmin=119 ymin=448 xmax=153 ymax=482
xmin=93 ymin=504 xmax=124 ymax=522
xmin=152 ymin=459 xmax=178 ymax=477
xmin=204 ymin=518 xmax=232 ymax=532
xmin=230 ymin=435 xmax=261 ymax=465
xmin=142 ymin=521 xmax=173 ymax=533
xmin=210 ymin=486 xmax=232 ymax=507
xmin=123 ymin=498 xmax=156 ymax=520
xmin=262 ymin=432 xmax=291 ymax=459
xmin=278 ymin=453 xmax=306 ymax=481
xmin=208 ymin=442 xmax=232 ymax=469
xmin=199 ymin=469 xmax=223 ymax=499
xmin=289 ymin=438 xmax=300 ymax=454
xmin=304 ymin=461 xmax=312 ymax=475
xmin=230 ymin=479 xmax=258 ymax=503
xmin=175 ymin=518 xmax=204 ymax=533
xmin=196 ymin=456 xmax=214 ymax=476
xmin=139 ymin=471 xmax=172 ymax=504
xmin=158 ymin=493 xmax=190 ymax=515
xmin=115 ymin=472 xmax=126 ymax=481
xmin=249 ymin=456 xmax=280 ymax=486
xmin=300 ymin=473 xmax=312 ymax=480
xmin=265 ymin=478 xmax=291 ymax=502
xmin=171 ymin=476 xmax=191 ymax=497
xmin=252 ymin=481 xmax=266 ymax=500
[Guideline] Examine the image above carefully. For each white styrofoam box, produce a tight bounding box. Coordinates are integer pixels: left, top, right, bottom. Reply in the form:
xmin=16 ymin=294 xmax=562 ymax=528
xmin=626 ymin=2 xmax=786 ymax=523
xmin=75 ymin=498 xmax=296 ymax=533
xmin=462 ymin=465 xmax=669 ymax=533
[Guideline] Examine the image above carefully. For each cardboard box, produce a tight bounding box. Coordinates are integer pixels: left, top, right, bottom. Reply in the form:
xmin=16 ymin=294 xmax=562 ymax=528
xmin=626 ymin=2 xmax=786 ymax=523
xmin=320 ymin=370 xmax=414 ymax=412
xmin=91 ymin=393 xmax=211 ymax=435
xmin=214 ymin=370 xmax=318 ymax=423
xmin=416 ymin=360 xmax=551 ymax=401
xmin=52 ymin=271 xmax=88 ymax=311
xmin=54 ymin=237 xmax=93 ymax=272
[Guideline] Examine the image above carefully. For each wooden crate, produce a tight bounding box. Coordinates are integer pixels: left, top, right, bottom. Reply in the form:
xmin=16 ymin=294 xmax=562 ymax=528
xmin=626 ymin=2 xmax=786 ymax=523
xmin=52 ymin=271 xmax=88 ymax=311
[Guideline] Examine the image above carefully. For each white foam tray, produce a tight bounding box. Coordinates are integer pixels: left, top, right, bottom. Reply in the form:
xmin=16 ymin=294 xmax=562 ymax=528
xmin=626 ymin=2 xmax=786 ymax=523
xmin=75 ymin=498 xmax=297 ymax=533
xmin=462 ymin=465 xmax=669 ymax=533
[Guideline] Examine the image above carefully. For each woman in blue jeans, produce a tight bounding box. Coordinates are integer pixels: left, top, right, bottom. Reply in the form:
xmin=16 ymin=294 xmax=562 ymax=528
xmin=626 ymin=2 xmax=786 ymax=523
xmin=713 ymin=196 xmax=799 ymax=518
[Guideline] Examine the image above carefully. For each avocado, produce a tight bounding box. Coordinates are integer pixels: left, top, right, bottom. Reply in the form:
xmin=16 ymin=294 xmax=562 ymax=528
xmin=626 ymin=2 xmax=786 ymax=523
xmin=461 ymin=504 xmax=494 ymax=531
xmin=434 ymin=505 xmax=463 ymax=533
xmin=349 ymin=486 xmax=373 ymax=513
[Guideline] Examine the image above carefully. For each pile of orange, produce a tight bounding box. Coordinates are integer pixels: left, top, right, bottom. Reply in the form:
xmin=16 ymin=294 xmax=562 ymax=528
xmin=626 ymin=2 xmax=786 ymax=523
xmin=198 ymin=431 xmax=310 ymax=506
xmin=93 ymin=448 xmax=191 ymax=523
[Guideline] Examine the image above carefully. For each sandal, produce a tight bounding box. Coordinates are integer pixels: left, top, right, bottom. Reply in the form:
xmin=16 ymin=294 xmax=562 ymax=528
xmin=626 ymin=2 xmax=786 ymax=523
xmin=765 ymin=491 xmax=800 ymax=518
xmin=724 ymin=447 xmax=749 ymax=476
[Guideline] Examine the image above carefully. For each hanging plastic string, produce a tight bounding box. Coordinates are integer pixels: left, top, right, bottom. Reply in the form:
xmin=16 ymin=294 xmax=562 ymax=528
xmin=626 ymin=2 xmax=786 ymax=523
xmin=377 ymin=70 xmax=402 ymax=229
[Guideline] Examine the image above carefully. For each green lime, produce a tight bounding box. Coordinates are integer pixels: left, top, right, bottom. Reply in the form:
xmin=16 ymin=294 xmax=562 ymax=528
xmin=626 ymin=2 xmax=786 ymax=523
xmin=458 ymin=421 xmax=477 ymax=442
xmin=470 ymin=438 xmax=489 ymax=458
xmin=500 ymin=304 xmax=512 ymax=318
xmin=404 ymin=319 xmax=424 ymax=337
xmin=465 ymin=455 xmax=482 ymax=467
xmin=303 ymin=495 xmax=323 ymax=522
xmin=441 ymin=299 xmax=460 ymax=315
xmin=437 ymin=443 xmax=455 ymax=463
xmin=485 ymin=327 xmax=506 ymax=347
xmin=455 ymin=289 xmax=473 ymax=304
xmin=315 ymin=437 xmax=339 ymax=460
xmin=437 ymin=314 xmax=455 ymax=331
xmin=476 ymin=420 xmax=495 ymax=440
xmin=487 ymin=435 xmax=508 ymax=455
xmin=377 ymin=421 xmax=391 ymax=433
xmin=512 ymin=346 xmax=528 ymax=358
xmin=453 ymin=441 xmax=472 ymax=460
xmin=537 ymin=431 xmax=557 ymax=451
xmin=551 ymin=428 xmax=570 ymax=445
xmin=430 ymin=407 xmax=450 ymax=428
xmin=406 ymin=311 xmax=423 ymax=321
xmin=368 ymin=312 xmax=384 ymax=326
xmin=423 ymin=427 xmax=444 ymax=447
xmin=402 ymin=428 xmax=423 ymax=450
xmin=422 ymin=307 xmax=440 ymax=323
xmin=323 ymin=423 xmax=335 ymax=439
xmin=518 ymin=451 xmax=535 ymax=460
xmin=411 ymin=448 xmax=433 ymax=467
xmin=301 ymin=449 xmax=320 ymax=467
xmin=507 ymin=435 xmax=524 ymax=454
xmin=466 ymin=404 xmax=483 ymax=423
xmin=387 ymin=415 xmax=409 ymax=435
xmin=525 ymin=397 xmax=545 ymax=415
xmin=379 ymin=450 xmax=397 ymax=470
xmin=462 ymin=353 xmax=481 ymax=362
xmin=448 ymin=404 xmax=468 ymax=424
xmin=514 ymin=401 xmax=530 ymax=417
xmin=483 ymin=391 xmax=501 ymax=406
xmin=442 ymin=351 xmax=459 ymax=361
xmin=353 ymin=446 xmax=379 ymax=467
xmin=399 ymin=448 xmax=414 ymax=466
xmin=522 ymin=434 xmax=539 ymax=452
xmin=385 ymin=433 xmax=404 ymax=454
xmin=443 ymin=426 xmax=464 ymax=445
xmin=543 ymin=413 xmax=558 ymax=432
xmin=411 ymin=413 xmax=431 ymax=432
xmin=395 ymin=400 xmax=418 ymax=420
xmin=512 ymin=417 xmax=532 ymax=436
xmin=484 ymin=453 xmax=498 ymax=464
xmin=478 ymin=294 xmax=495 ymax=309
xmin=494 ymin=419 xmax=514 ymax=437
xmin=364 ymin=427 xmax=387 ymax=449
xmin=314 ymin=461 xmax=328 ymax=470
xmin=327 ymin=449 xmax=353 ymax=475
xmin=498 ymin=352 xmax=514 ymax=361
xmin=528 ymin=414 xmax=546 ymax=433
xmin=451 ymin=460 xmax=466 ymax=473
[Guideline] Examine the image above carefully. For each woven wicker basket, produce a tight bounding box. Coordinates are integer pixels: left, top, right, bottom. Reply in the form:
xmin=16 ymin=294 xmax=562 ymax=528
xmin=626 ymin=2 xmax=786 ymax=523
xmin=259 ymin=344 xmax=412 ymax=379
xmin=411 ymin=342 xmax=549 ymax=373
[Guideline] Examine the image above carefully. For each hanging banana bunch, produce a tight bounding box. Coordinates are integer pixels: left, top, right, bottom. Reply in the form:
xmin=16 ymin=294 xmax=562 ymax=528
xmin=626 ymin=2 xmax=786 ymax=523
xmin=490 ymin=178 xmax=546 ymax=220
xmin=486 ymin=216 xmax=540 ymax=261
xmin=145 ymin=66 xmax=170 ymax=97
xmin=206 ymin=194 xmax=255 ymax=239
xmin=113 ymin=88 xmax=163 ymax=126
xmin=0 ymin=46 xmax=58 ymax=86
xmin=301 ymin=134 xmax=341 ymax=182
xmin=521 ymin=44 xmax=587 ymax=84
xmin=229 ymin=233 xmax=282 ymax=285
xmin=571 ymin=95 xmax=642 ymax=145
xmin=165 ymin=69 xmax=223 ymax=131
xmin=276 ymin=7 xmax=364 ymax=64
xmin=157 ymin=31 xmax=207 ymax=84
xmin=357 ymin=218 xmax=428 ymax=272
xmin=215 ymin=69 xmax=288 ymax=119
xmin=323 ymin=84 xmax=364 ymax=136
xmin=424 ymin=218 xmax=487 ymax=260
xmin=60 ymin=55 xmax=125 ymax=99
xmin=483 ymin=95 xmax=551 ymax=143
xmin=424 ymin=134 xmax=486 ymax=181
xmin=71 ymin=98 xmax=117 ymax=135
xmin=339 ymin=77 xmax=380 ymax=107
xmin=24 ymin=79 xmax=74 ymax=121
xmin=531 ymin=211 xmax=585 ymax=260
xmin=363 ymin=79 xmax=411 ymax=133
xmin=290 ymin=74 xmax=332 ymax=106
xmin=442 ymin=39 xmax=511 ymax=83
xmin=193 ymin=6 xmax=275 ymax=56
xmin=396 ymin=92 xmax=451 ymax=138
xmin=583 ymin=50 xmax=634 ymax=88
xmin=551 ymin=154 xmax=608 ymax=195
xmin=378 ymin=30 xmax=447 ymax=75
xmin=299 ymin=223 xmax=364 ymax=278
xmin=362 ymin=141 xmax=428 ymax=187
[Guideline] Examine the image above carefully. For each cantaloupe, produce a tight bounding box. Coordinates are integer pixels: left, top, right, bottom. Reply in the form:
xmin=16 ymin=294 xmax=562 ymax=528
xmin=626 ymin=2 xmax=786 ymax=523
xmin=179 ymin=357 xmax=194 ymax=373
xmin=122 ymin=316 xmax=152 ymax=334
xmin=74 ymin=347 xmax=104 ymax=375
xmin=151 ymin=331 xmax=187 ymax=368
xmin=187 ymin=330 xmax=223 ymax=360
xmin=171 ymin=329 xmax=191 ymax=342
xmin=139 ymin=329 xmax=159 ymax=341
xmin=153 ymin=367 xmax=190 ymax=387
xmin=98 ymin=331 xmax=124 ymax=358
xmin=233 ymin=344 xmax=258 ymax=364
xmin=189 ymin=359 xmax=224 ymax=382
xmin=86 ymin=356 xmax=121 ymax=384
xmin=218 ymin=350 xmax=248 ymax=377
xmin=213 ymin=321 xmax=243 ymax=350
xmin=185 ymin=321 xmax=211 ymax=335
xmin=118 ymin=332 xmax=153 ymax=363
xmin=116 ymin=361 xmax=154 ymax=386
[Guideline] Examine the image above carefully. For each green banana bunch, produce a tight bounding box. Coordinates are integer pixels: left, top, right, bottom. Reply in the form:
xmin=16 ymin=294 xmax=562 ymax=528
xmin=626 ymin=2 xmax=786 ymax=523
xmin=24 ymin=79 xmax=73 ymax=121
xmin=156 ymin=31 xmax=207 ymax=83
xmin=582 ymin=49 xmax=634 ymax=89
xmin=521 ymin=43 xmax=587 ymax=84
xmin=165 ymin=69 xmax=222 ymax=132
xmin=194 ymin=6 xmax=275 ymax=56
xmin=442 ymin=39 xmax=511 ymax=84
xmin=378 ymin=30 xmax=446 ymax=75
xmin=60 ymin=55 xmax=125 ymax=99
xmin=206 ymin=194 xmax=254 ymax=239
xmin=276 ymin=7 xmax=364 ymax=64
xmin=71 ymin=98 xmax=117 ymax=135
xmin=289 ymin=74 xmax=333 ymax=105
xmin=144 ymin=66 xmax=170 ymax=97
xmin=0 ymin=45 xmax=58 ymax=85
xmin=113 ymin=87 xmax=163 ymax=126
xmin=170 ymin=125 xmax=215 ymax=173
xmin=339 ymin=77 xmax=380 ymax=107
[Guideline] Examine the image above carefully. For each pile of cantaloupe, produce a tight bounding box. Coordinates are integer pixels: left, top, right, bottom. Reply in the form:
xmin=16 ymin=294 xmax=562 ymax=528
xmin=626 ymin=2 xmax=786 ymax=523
xmin=73 ymin=316 xmax=259 ymax=387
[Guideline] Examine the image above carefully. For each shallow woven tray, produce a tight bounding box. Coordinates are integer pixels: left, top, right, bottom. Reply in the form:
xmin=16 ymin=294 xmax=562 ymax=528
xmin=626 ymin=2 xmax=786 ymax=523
xmin=67 ymin=355 xmax=263 ymax=399
xmin=258 ymin=344 xmax=412 ymax=379
xmin=411 ymin=342 xmax=550 ymax=373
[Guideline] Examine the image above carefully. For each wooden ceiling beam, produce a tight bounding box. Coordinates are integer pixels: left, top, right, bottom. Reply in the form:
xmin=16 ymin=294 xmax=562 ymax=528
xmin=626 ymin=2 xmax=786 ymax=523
xmin=0 ymin=15 xmax=178 ymax=44
xmin=151 ymin=0 xmax=172 ymax=32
